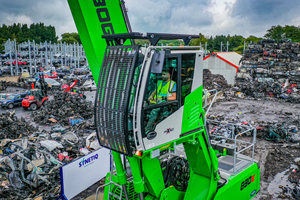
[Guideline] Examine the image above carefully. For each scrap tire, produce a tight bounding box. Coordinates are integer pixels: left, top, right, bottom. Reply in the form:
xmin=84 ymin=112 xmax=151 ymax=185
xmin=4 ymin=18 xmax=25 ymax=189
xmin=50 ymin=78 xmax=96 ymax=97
xmin=8 ymin=103 xmax=13 ymax=109
xmin=30 ymin=103 xmax=37 ymax=111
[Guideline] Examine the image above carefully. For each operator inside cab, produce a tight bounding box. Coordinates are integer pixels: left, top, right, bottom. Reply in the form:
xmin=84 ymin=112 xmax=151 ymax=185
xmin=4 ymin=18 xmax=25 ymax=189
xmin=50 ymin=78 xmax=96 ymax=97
xmin=148 ymin=66 xmax=177 ymax=104
xmin=144 ymin=60 xmax=178 ymax=133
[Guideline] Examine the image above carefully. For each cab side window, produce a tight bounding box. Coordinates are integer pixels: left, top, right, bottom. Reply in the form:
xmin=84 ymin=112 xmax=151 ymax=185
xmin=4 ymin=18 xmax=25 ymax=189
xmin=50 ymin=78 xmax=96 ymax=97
xmin=143 ymin=57 xmax=178 ymax=134
xmin=181 ymin=54 xmax=196 ymax=105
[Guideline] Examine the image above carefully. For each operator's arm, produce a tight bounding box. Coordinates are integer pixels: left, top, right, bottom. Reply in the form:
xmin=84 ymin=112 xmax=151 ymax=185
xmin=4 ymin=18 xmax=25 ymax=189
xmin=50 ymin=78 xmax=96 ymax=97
xmin=168 ymin=82 xmax=177 ymax=101
xmin=148 ymin=90 xmax=157 ymax=101
xmin=168 ymin=93 xmax=176 ymax=101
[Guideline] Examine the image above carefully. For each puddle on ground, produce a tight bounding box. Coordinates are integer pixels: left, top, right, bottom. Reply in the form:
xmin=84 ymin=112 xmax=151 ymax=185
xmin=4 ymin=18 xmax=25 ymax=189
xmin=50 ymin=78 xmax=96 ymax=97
xmin=267 ymin=164 xmax=297 ymax=196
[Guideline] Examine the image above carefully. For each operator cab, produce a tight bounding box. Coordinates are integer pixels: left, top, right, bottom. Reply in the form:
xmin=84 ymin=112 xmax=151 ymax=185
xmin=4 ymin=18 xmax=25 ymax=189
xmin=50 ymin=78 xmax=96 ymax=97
xmin=95 ymin=32 xmax=203 ymax=156
xmin=29 ymin=89 xmax=45 ymax=101
xmin=136 ymin=49 xmax=203 ymax=151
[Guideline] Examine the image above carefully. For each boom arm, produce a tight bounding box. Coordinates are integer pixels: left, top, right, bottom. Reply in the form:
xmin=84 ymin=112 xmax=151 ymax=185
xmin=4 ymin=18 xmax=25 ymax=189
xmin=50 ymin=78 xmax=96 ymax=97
xmin=67 ymin=0 xmax=132 ymax=85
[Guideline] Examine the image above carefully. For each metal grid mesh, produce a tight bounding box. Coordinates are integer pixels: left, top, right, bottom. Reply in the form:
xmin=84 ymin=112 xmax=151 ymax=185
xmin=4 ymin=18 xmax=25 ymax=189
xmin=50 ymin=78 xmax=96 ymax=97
xmin=95 ymin=46 xmax=138 ymax=155
xmin=111 ymin=182 xmax=138 ymax=200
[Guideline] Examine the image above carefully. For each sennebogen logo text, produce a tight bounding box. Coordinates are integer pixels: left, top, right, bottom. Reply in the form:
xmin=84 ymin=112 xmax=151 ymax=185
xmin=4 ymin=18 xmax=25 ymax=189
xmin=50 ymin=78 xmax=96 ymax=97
xmin=79 ymin=153 xmax=99 ymax=168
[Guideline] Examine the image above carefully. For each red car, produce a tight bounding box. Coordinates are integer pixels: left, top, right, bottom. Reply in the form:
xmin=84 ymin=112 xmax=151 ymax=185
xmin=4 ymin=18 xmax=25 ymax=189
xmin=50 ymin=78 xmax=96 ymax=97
xmin=44 ymin=73 xmax=58 ymax=79
xmin=7 ymin=60 xmax=27 ymax=65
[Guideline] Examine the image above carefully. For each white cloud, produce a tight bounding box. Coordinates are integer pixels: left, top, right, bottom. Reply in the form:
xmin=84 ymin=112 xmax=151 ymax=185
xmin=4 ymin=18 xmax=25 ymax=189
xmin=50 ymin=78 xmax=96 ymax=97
xmin=0 ymin=0 xmax=299 ymax=40
xmin=5 ymin=15 xmax=33 ymax=25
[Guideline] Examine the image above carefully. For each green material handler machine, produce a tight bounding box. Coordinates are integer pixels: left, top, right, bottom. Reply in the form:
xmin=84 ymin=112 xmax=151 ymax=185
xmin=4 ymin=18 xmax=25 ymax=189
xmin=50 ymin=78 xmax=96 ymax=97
xmin=67 ymin=1 xmax=260 ymax=199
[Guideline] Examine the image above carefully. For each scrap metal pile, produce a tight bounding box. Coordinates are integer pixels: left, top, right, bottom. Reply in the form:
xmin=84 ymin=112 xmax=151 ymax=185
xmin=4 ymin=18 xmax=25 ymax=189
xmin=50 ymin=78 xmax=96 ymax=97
xmin=207 ymin=98 xmax=300 ymax=143
xmin=203 ymin=69 xmax=230 ymax=91
xmin=32 ymin=91 xmax=94 ymax=125
xmin=0 ymin=112 xmax=99 ymax=199
xmin=207 ymin=118 xmax=293 ymax=143
xmin=0 ymin=111 xmax=38 ymax=139
xmin=234 ymin=40 xmax=300 ymax=102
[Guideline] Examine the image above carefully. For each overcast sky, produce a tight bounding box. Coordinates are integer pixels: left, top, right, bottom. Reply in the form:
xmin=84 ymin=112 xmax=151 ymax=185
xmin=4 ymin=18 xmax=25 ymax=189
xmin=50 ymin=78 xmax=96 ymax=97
xmin=0 ymin=0 xmax=299 ymax=39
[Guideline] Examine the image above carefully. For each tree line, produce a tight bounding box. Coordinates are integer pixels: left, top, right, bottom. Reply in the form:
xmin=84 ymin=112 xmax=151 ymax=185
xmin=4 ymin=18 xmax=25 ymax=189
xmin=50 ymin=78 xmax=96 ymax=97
xmin=0 ymin=23 xmax=299 ymax=54
xmin=189 ymin=25 xmax=300 ymax=54
xmin=0 ymin=23 xmax=82 ymax=53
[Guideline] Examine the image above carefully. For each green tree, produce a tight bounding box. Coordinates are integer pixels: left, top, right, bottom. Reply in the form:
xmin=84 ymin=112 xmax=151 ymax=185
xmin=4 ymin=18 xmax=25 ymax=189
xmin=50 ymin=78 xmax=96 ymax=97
xmin=60 ymin=32 xmax=81 ymax=44
xmin=283 ymin=25 xmax=300 ymax=42
xmin=0 ymin=38 xmax=6 ymax=53
xmin=61 ymin=36 xmax=78 ymax=44
xmin=190 ymin=33 xmax=208 ymax=46
xmin=264 ymin=25 xmax=285 ymax=42
xmin=229 ymin=35 xmax=244 ymax=51
xmin=243 ymin=35 xmax=262 ymax=44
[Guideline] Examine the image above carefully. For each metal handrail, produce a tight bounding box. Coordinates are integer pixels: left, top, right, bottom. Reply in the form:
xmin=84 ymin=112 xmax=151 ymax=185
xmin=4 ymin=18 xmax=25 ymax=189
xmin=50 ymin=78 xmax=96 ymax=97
xmin=207 ymin=119 xmax=256 ymax=174
xmin=203 ymin=89 xmax=218 ymax=109
xmin=233 ymin=127 xmax=256 ymax=174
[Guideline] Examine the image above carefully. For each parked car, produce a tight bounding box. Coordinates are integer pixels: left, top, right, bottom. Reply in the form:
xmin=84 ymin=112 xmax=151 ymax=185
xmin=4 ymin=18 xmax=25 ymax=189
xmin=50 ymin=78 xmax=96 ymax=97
xmin=0 ymin=66 xmax=10 ymax=74
xmin=0 ymin=93 xmax=12 ymax=100
xmin=56 ymin=69 xmax=71 ymax=78
xmin=20 ymin=45 xmax=35 ymax=51
xmin=81 ymin=79 xmax=97 ymax=91
xmin=44 ymin=73 xmax=58 ymax=79
xmin=38 ymin=46 xmax=52 ymax=51
xmin=36 ymin=78 xmax=61 ymax=90
xmin=74 ymin=68 xmax=89 ymax=75
xmin=0 ymin=93 xmax=26 ymax=109
xmin=6 ymin=60 xmax=27 ymax=66
xmin=22 ymin=53 xmax=35 ymax=59
xmin=63 ymin=74 xmax=77 ymax=80
xmin=54 ymin=53 xmax=62 ymax=59
xmin=1 ymin=53 xmax=21 ymax=59
xmin=82 ymin=74 xmax=93 ymax=80
xmin=1 ymin=53 xmax=9 ymax=59
xmin=11 ymin=53 xmax=21 ymax=59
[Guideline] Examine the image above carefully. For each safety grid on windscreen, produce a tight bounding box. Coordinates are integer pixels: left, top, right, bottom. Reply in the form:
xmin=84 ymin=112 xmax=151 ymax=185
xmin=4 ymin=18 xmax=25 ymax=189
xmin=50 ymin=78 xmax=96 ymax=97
xmin=95 ymin=45 xmax=139 ymax=156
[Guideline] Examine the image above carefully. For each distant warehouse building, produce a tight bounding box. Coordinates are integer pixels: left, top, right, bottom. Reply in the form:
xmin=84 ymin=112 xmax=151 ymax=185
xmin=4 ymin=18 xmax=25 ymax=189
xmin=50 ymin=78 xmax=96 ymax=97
xmin=203 ymin=52 xmax=242 ymax=85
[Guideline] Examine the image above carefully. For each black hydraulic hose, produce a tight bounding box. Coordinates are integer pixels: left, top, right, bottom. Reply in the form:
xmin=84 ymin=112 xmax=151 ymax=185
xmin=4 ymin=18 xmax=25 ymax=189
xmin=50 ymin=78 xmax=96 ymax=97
xmin=162 ymin=156 xmax=190 ymax=192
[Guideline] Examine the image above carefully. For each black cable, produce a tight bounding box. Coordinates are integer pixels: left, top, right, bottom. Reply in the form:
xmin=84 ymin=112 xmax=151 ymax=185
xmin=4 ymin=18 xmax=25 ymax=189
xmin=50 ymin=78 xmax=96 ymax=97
xmin=217 ymin=170 xmax=227 ymax=189
xmin=162 ymin=156 xmax=190 ymax=192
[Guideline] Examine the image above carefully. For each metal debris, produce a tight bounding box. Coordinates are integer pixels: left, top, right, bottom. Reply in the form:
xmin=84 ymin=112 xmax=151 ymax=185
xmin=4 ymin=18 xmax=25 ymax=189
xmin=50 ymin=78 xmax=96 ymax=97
xmin=31 ymin=91 xmax=93 ymax=125
xmin=203 ymin=69 xmax=230 ymax=91
xmin=0 ymin=111 xmax=38 ymax=139
xmin=235 ymin=40 xmax=300 ymax=102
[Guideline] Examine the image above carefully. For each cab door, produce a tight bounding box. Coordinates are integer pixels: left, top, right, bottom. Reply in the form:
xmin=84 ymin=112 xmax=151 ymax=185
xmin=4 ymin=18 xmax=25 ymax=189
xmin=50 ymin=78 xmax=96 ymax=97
xmin=14 ymin=95 xmax=22 ymax=106
xmin=141 ymin=54 xmax=182 ymax=150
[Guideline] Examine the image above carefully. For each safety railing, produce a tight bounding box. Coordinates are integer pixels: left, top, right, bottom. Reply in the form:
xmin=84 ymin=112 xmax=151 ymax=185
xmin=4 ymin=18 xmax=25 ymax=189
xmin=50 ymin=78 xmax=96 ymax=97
xmin=202 ymin=89 xmax=218 ymax=118
xmin=207 ymin=120 xmax=256 ymax=174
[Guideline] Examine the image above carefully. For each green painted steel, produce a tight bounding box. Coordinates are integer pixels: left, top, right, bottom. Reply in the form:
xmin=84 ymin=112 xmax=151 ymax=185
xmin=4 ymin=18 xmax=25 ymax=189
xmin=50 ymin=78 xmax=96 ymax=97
xmin=183 ymin=137 xmax=218 ymax=200
xmin=142 ymin=157 xmax=165 ymax=198
xmin=214 ymin=163 xmax=260 ymax=200
xmin=127 ymin=156 xmax=145 ymax=194
xmin=181 ymin=85 xmax=204 ymax=134
xmin=67 ymin=0 xmax=131 ymax=85
xmin=159 ymin=186 xmax=185 ymax=200
xmin=181 ymin=86 xmax=218 ymax=199
xmin=112 ymin=151 xmax=127 ymax=185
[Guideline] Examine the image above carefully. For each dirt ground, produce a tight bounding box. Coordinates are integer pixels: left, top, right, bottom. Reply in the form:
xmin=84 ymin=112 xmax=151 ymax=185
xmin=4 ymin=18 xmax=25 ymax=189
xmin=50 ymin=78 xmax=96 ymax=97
xmin=0 ymin=75 xmax=19 ymax=82
xmin=210 ymin=98 xmax=300 ymax=199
